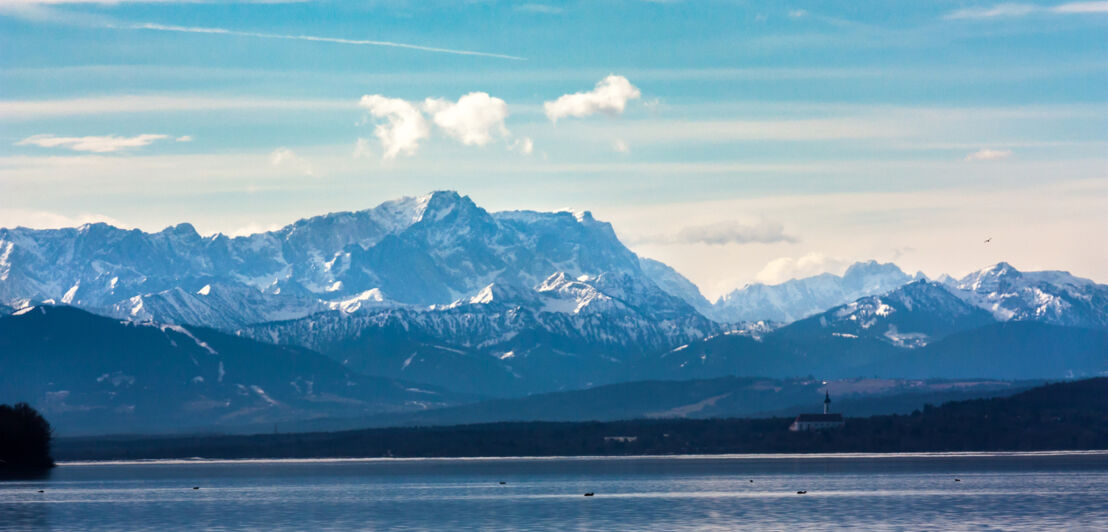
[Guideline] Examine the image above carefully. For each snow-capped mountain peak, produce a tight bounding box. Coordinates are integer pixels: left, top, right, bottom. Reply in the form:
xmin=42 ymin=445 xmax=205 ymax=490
xmin=942 ymin=263 xmax=1108 ymax=328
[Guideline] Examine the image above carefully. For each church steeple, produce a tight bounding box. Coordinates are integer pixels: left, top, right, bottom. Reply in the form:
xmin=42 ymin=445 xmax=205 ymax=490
xmin=824 ymin=390 xmax=831 ymax=414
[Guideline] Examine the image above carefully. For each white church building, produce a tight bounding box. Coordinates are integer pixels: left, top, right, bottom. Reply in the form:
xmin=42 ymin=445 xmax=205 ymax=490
xmin=789 ymin=390 xmax=845 ymax=431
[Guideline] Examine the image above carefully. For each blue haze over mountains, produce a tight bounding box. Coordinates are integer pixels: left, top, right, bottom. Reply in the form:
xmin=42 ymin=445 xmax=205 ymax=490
xmin=1 ymin=191 xmax=1106 ymax=433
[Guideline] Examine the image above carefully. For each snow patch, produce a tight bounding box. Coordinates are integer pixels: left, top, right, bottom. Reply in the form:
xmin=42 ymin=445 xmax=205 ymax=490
xmin=160 ymin=324 xmax=218 ymax=355
xmin=61 ymin=282 xmax=80 ymax=304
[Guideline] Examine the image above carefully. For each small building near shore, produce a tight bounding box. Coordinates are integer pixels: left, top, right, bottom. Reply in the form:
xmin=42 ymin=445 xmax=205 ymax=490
xmin=789 ymin=391 xmax=845 ymax=431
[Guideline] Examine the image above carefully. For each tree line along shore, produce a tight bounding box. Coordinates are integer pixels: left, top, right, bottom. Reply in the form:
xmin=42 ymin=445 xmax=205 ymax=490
xmin=48 ymin=378 xmax=1108 ymax=462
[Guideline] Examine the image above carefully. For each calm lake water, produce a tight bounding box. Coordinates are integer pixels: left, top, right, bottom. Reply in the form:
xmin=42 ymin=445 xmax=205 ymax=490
xmin=2 ymin=452 xmax=1107 ymax=531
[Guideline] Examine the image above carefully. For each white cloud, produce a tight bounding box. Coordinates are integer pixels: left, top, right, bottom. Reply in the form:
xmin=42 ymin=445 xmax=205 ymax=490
xmin=352 ymin=137 xmax=374 ymax=159
xmin=358 ymin=95 xmax=431 ymax=160
xmin=360 ymin=92 xmax=529 ymax=158
xmin=544 ymin=75 xmax=642 ymax=123
xmin=788 ymin=9 xmax=808 ymax=17
xmin=515 ymin=3 xmax=563 ymax=14
xmin=946 ymin=2 xmax=1108 ymax=19
xmin=1053 ymin=1 xmax=1108 ymax=12
xmin=269 ymin=147 xmax=314 ymax=177
xmin=612 ymin=139 xmax=630 ymax=153
xmin=676 ymin=221 xmax=797 ymax=246
xmin=0 ymin=209 xmax=128 ymax=231
xmin=511 ymin=137 xmax=535 ymax=155
xmin=14 ymin=133 xmax=169 ymax=153
xmin=422 ymin=92 xmax=510 ymax=146
xmin=964 ymin=148 xmax=1013 ymax=161
xmin=222 ymin=222 xmax=283 ymax=238
xmin=755 ymin=253 xmax=846 ymax=284
xmin=635 ymin=220 xmax=797 ymax=246
xmin=0 ymin=95 xmax=352 ymax=120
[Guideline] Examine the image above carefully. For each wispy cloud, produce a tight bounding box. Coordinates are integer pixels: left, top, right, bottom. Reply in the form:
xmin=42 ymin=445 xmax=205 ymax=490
xmin=946 ymin=1 xmax=1108 ymax=19
xmin=124 ymin=23 xmax=526 ymax=60
xmin=0 ymin=95 xmax=352 ymax=120
xmin=269 ymin=147 xmax=314 ymax=177
xmin=15 ymin=133 xmax=169 ymax=152
xmin=637 ymin=220 xmax=798 ymax=246
xmin=544 ymin=75 xmax=642 ymax=123
xmin=755 ymin=253 xmax=845 ymax=284
xmin=964 ymin=148 xmax=1013 ymax=161
xmin=515 ymin=3 xmax=563 ymax=14
xmin=0 ymin=209 xmax=128 ymax=231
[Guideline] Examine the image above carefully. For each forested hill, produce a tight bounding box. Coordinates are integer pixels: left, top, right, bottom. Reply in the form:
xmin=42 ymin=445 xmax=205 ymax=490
xmin=56 ymin=378 xmax=1108 ymax=461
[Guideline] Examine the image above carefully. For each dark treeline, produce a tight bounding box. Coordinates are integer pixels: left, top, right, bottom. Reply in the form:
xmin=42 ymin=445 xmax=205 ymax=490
xmin=55 ymin=378 xmax=1108 ymax=461
xmin=0 ymin=403 xmax=54 ymax=473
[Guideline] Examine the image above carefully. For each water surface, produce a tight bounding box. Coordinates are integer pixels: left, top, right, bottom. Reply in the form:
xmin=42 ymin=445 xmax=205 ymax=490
xmin=3 ymin=452 xmax=1107 ymax=530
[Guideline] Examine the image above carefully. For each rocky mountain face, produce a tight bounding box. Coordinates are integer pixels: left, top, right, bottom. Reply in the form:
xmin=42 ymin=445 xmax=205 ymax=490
xmin=241 ymin=271 xmax=718 ymax=395
xmin=941 ymin=262 xmax=1108 ymax=330
xmin=0 ymin=191 xmax=705 ymax=328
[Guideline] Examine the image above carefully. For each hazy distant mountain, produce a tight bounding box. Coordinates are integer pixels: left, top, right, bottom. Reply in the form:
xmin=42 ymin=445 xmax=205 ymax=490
xmin=0 ymin=306 xmax=466 ymax=435
xmin=647 ymin=280 xmax=1108 ymax=381
xmin=282 ymin=377 xmax=1034 ymax=432
xmin=710 ymin=260 xmax=915 ymax=323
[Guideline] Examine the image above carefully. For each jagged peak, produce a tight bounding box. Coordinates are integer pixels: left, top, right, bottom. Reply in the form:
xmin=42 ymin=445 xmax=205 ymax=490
xmin=843 ymin=260 xmax=906 ymax=279
xmin=160 ymin=222 xmax=199 ymax=237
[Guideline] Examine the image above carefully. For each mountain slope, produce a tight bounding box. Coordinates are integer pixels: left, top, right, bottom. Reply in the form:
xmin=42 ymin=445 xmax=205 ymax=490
xmin=0 ymin=306 xmax=466 ymax=435
xmin=241 ymin=271 xmax=719 ymax=395
xmin=646 ymin=281 xmax=1106 ymax=381
xmin=864 ymin=321 xmax=1108 ymax=379
xmin=943 ymin=262 xmax=1108 ymax=329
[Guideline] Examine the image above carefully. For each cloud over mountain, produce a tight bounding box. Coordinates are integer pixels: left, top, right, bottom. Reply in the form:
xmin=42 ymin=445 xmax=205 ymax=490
xmin=637 ymin=220 xmax=796 ymax=246
xmin=423 ymin=92 xmax=510 ymax=146
xmin=544 ymin=75 xmax=641 ymax=123
xmin=358 ymin=95 xmax=431 ymax=160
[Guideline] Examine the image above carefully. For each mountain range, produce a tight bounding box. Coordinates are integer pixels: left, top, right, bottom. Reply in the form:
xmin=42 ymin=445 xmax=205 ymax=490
xmin=1 ymin=190 xmax=1105 ymax=433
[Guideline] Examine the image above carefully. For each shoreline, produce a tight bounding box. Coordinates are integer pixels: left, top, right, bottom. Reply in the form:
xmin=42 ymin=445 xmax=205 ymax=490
xmin=58 ymin=449 xmax=1108 ymax=467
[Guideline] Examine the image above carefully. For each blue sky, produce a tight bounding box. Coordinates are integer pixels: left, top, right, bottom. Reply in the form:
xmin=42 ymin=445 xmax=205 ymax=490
xmin=1 ymin=0 xmax=1106 ymax=297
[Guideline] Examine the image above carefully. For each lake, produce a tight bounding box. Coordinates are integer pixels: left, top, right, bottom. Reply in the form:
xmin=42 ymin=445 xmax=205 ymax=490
xmin=3 ymin=452 xmax=1107 ymax=530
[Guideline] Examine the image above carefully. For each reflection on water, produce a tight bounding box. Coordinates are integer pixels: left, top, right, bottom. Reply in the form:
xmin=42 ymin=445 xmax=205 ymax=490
xmin=2 ymin=452 xmax=1107 ymax=531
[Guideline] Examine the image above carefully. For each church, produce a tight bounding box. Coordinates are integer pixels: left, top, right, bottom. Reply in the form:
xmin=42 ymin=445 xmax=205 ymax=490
xmin=789 ymin=391 xmax=845 ymax=431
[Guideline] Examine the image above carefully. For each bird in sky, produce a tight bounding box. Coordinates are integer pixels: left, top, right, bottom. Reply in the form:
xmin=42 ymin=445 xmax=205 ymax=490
xmin=984 ymin=237 xmax=992 ymax=244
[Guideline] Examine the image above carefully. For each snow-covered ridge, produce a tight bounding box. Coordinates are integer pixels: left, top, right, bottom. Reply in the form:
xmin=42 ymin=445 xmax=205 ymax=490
xmin=0 ymin=190 xmax=664 ymax=330
xmin=941 ymin=262 xmax=1108 ymax=329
